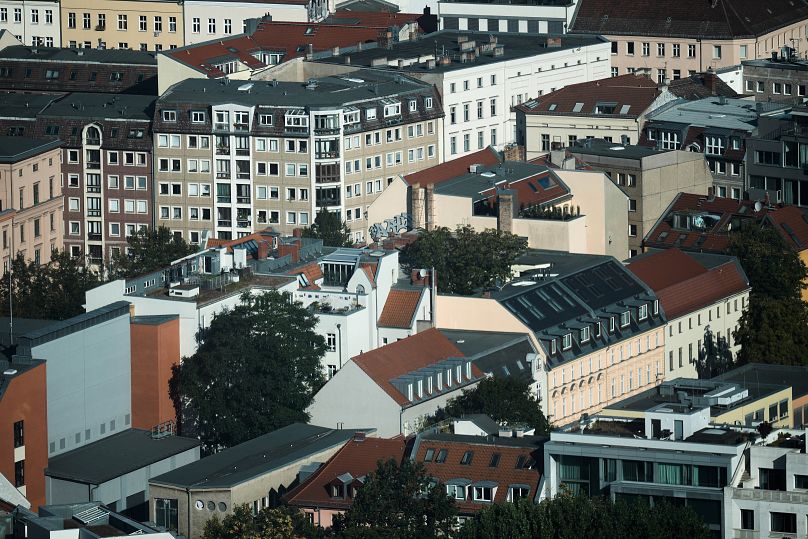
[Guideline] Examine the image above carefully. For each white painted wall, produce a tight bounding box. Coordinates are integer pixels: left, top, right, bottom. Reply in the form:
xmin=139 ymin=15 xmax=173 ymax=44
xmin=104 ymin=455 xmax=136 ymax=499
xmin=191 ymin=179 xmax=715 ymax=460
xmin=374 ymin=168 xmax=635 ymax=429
xmin=182 ymin=2 xmax=308 ymax=45
xmin=0 ymin=0 xmax=60 ymax=46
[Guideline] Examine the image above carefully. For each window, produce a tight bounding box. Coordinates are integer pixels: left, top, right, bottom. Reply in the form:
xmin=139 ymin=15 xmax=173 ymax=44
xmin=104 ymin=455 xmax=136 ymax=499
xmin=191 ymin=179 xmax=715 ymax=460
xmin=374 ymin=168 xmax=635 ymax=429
xmin=155 ymin=499 xmax=178 ymax=532
xmin=208 ymin=18 xmax=215 ymax=33
xmin=117 ymin=14 xmax=127 ymax=30
xmin=436 ymin=449 xmax=447 ymax=463
xmin=712 ymin=45 xmax=721 ymax=59
xmin=620 ymin=311 xmax=631 ymax=327
xmin=13 ymin=421 xmax=23 ymax=447
xmin=446 ymin=484 xmax=466 ymax=500
xmin=154 ymin=16 xmax=162 ymax=32
xmin=770 ymin=512 xmax=796 ymax=534
xmin=508 ymin=486 xmax=530 ymax=502
xmin=192 ymin=17 xmax=199 ymax=33
xmin=740 ymin=509 xmax=754 ymax=530
xmin=489 ymin=453 xmax=501 ymax=467
xmin=14 ymin=461 xmax=24 ymax=487
xmin=460 ymin=451 xmax=474 ymax=465
xmin=562 ymin=333 xmax=572 ymax=350
xmin=657 ymin=43 xmax=665 ymax=56
xmin=472 ymin=486 xmax=493 ymax=502
xmin=642 ymin=42 xmax=650 ymax=56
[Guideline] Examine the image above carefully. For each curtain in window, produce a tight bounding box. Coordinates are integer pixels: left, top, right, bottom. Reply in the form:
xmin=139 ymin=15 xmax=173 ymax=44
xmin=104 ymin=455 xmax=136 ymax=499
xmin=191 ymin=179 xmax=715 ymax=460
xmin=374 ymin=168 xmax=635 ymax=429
xmin=800 ymin=143 xmax=808 ymax=167
xmin=559 ymin=457 xmax=583 ymax=480
xmin=657 ymin=463 xmax=685 ymax=485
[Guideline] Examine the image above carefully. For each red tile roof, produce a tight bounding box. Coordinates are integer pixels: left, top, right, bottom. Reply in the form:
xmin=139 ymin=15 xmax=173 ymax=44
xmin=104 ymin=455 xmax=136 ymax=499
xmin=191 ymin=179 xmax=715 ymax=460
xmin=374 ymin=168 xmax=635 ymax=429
xmin=377 ymin=289 xmax=424 ymax=328
xmin=404 ymin=147 xmax=500 ymax=186
xmin=414 ymin=436 xmax=542 ymax=514
xmin=360 ymin=262 xmax=378 ymax=287
xmin=515 ymin=74 xmax=660 ymax=118
xmin=284 ymin=437 xmax=406 ymax=510
xmin=352 ymin=329 xmax=482 ymax=406
xmin=764 ymin=204 xmax=808 ymax=251
xmin=477 ymin=170 xmax=570 ymax=209
xmin=287 ymin=261 xmax=324 ymax=285
xmin=628 ymin=249 xmax=749 ymax=319
xmin=327 ymin=10 xmax=425 ymax=28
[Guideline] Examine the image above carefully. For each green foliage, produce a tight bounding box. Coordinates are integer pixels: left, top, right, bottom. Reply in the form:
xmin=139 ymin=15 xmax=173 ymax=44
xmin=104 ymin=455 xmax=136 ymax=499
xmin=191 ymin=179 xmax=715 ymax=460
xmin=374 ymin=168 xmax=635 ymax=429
xmin=109 ymin=225 xmax=196 ymax=279
xmin=202 ymin=505 xmax=306 ymax=539
xmin=169 ymin=291 xmax=327 ymax=453
xmin=728 ymin=224 xmax=807 ymax=300
xmin=0 ymin=250 xmax=101 ymax=320
xmin=335 ymin=459 xmax=457 ymax=539
xmin=458 ymin=493 xmax=709 ymax=539
xmin=400 ymin=225 xmax=528 ymax=295
xmin=695 ymin=326 xmax=735 ymax=378
xmin=430 ymin=376 xmax=549 ymax=435
xmin=303 ymin=208 xmax=354 ymax=247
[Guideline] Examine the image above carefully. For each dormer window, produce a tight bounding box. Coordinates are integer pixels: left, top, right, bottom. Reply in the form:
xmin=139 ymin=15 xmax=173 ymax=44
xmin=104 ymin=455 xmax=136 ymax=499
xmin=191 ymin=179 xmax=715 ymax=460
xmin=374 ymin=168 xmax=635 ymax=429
xmin=638 ymin=304 xmax=648 ymax=320
xmin=507 ymin=486 xmax=530 ymax=502
xmin=447 ymin=484 xmax=466 ymax=500
xmin=409 ymin=99 xmax=417 ymax=112
xmin=162 ymin=110 xmax=177 ymax=122
xmin=331 ymin=485 xmax=344 ymax=498
xmin=407 ymin=383 xmax=413 ymax=401
xmin=436 ymin=449 xmax=447 ymax=463
xmin=343 ymin=110 xmax=360 ymax=125
xmin=580 ymin=326 xmax=590 ymax=343
xmin=472 ymin=486 xmax=494 ymax=502
xmin=383 ymin=102 xmax=401 ymax=117
xmin=284 ymin=109 xmax=308 ymax=127
xmin=562 ymin=333 xmax=572 ymax=350
xmin=620 ymin=311 xmax=631 ymax=328
xmin=595 ymin=322 xmax=602 ymax=338
xmin=191 ymin=111 xmax=206 ymax=123
xmin=365 ymin=107 xmax=377 ymax=120
xmin=427 ymin=377 xmax=433 ymax=393
xmin=609 ymin=316 xmax=616 ymax=332
xmin=417 ymin=379 xmax=423 ymax=398
xmin=465 ymin=361 xmax=472 ymax=379
xmin=446 ymin=369 xmax=452 ymax=387
xmin=437 ymin=371 xmax=443 ymax=389
xmin=550 ymin=339 xmax=557 ymax=355
xmin=455 ymin=365 xmax=462 ymax=384
xmin=653 ymin=299 xmax=659 ymax=315
xmin=259 ymin=114 xmax=272 ymax=126
xmin=425 ymin=97 xmax=433 ymax=109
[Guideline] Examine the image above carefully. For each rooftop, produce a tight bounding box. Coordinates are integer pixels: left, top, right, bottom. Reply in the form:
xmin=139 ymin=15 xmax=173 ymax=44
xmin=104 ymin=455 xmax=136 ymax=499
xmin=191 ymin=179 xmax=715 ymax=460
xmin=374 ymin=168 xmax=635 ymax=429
xmin=572 ymin=417 xmax=752 ymax=446
xmin=715 ymin=363 xmax=808 ymax=399
xmin=404 ymin=146 xmax=501 ymax=186
xmin=569 ymin=138 xmax=669 ymax=160
xmin=668 ymin=72 xmax=738 ymax=100
xmin=440 ymin=0 xmax=571 ymax=5
xmin=20 ymin=502 xmax=165 ymax=536
xmin=316 ymin=31 xmax=608 ymax=73
xmin=516 ymin=74 xmax=660 ymax=118
xmin=45 ymin=429 xmax=200 ymax=485
xmin=150 ymin=424 xmax=369 ymax=489
xmin=645 ymin=97 xmax=788 ymax=132
xmin=36 ymin=93 xmax=156 ymax=122
xmin=0 ymin=46 xmax=156 ymax=65
xmin=570 ymin=0 xmax=808 ymax=39
xmin=0 ymin=136 xmax=62 ymax=163
xmin=438 ymin=330 xmax=537 ymax=382
xmin=377 ymin=288 xmax=425 ymax=328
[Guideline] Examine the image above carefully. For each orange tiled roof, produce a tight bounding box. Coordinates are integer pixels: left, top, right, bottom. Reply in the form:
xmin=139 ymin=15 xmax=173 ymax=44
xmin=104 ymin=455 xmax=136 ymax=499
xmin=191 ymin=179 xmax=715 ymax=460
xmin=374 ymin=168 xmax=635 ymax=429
xmin=288 ymin=261 xmax=324 ymax=285
xmin=377 ymin=289 xmax=424 ymax=328
xmin=404 ymin=147 xmax=500 ymax=186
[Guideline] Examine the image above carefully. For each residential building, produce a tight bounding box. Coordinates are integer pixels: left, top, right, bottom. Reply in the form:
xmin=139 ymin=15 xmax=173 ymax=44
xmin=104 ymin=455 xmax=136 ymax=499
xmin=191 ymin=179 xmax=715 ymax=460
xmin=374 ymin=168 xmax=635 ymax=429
xmin=59 ymin=0 xmax=184 ymax=51
xmin=627 ymin=249 xmax=750 ymax=379
xmin=148 ymin=423 xmax=370 ymax=538
xmin=544 ymin=405 xmax=750 ymax=537
xmin=0 ymin=357 xmax=47 ymax=509
xmin=0 ymin=1 xmax=60 ymax=46
xmin=152 ymin=70 xmax=442 ymax=244
xmin=411 ymin=428 xmax=545 ymax=519
xmin=44 ymin=428 xmax=200 ymax=518
xmin=570 ymin=0 xmax=808 ymax=80
xmin=569 ymin=139 xmax=713 ymax=257
xmin=515 ymin=74 xmax=669 ymax=157
xmin=130 ymin=315 xmax=181 ymax=430
xmin=14 ymin=502 xmax=176 ymax=538
xmin=0 ymin=93 xmax=156 ymax=265
xmin=314 ymin=31 xmax=611 ymax=159
xmin=0 ymin=43 xmax=158 ymax=94
xmin=283 ymin=434 xmax=406 ymax=527
xmin=742 ymin=46 xmax=808 ymax=103
xmin=308 ymin=328 xmax=541 ymax=436
xmin=367 ymin=147 xmax=629 ymax=258
xmin=438 ymin=0 xmax=574 ymax=34
xmin=435 ymin=250 xmax=666 ymax=427
xmin=602 ymin=374 xmax=795 ymax=430
xmin=0 ymin=136 xmax=63 ymax=268
xmin=724 ymin=433 xmax=808 ymax=539
xmin=642 ymin=97 xmax=789 ymax=197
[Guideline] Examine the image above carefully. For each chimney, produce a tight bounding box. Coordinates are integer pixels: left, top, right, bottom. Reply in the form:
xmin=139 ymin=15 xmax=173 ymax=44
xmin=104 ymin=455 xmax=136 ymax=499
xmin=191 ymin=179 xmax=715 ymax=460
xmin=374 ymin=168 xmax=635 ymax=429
xmin=332 ymin=46 xmax=340 ymax=56
xmin=425 ymin=183 xmax=435 ymax=231
xmin=344 ymin=55 xmax=351 ymax=65
xmin=411 ymin=182 xmax=425 ymax=229
xmin=277 ymin=242 xmax=300 ymax=263
xmin=292 ymin=228 xmax=303 ymax=238
xmin=704 ymin=69 xmax=718 ymax=95
xmin=498 ymin=193 xmax=514 ymax=233
xmin=257 ymin=240 xmax=270 ymax=260
xmin=550 ymin=149 xmax=566 ymax=167
xmin=503 ymin=144 xmax=525 ymax=161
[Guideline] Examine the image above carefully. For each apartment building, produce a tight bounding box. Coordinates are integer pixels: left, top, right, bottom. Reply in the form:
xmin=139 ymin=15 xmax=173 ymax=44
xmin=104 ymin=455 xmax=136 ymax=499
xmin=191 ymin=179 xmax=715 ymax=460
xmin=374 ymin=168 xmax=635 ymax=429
xmin=570 ymin=0 xmax=808 ymax=81
xmin=0 ymin=0 xmax=60 ymax=46
xmin=314 ymin=31 xmax=611 ymax=160
xmin=435 ymin=250 xmax=666 ymax=427
xmin=568 ymin=138 xmax=713 ymax=257
xmin=742 ymin=47 xmax=808 ymax=104
xmin=59 ymin=0 xmax=184 ymax=51
xmin=0 ymin=136 xmax=63 ymax=267
xmin=152 ymin=70 xmax=442 ymax=244
xmin=627 ymin=249 xmax=750 ymax=379
xmin=438 ymin=0 xmax=575 ymax=34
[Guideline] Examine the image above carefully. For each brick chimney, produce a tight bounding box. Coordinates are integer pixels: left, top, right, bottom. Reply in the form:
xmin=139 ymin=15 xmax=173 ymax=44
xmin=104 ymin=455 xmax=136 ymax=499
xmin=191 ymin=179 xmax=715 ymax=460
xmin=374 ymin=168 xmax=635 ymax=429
xmin=278 ymin=242 xmax=300 ymax=263
xmin=498 ymin=193 xmax=514 ymax=233
xmin=425 ymin=183 xmax=435 ymax=231
xmin=292 ymin=228 xmax=303 ymax=238
xmin=256 ymin=240 xmax=270 ymax=260
xmin=503 ymin=144 xmax=525 ymax=161
xmin=411 ymin=182 xmax=425 ymax=229
xmin=704 ymin=69 xmax=718 ymax=95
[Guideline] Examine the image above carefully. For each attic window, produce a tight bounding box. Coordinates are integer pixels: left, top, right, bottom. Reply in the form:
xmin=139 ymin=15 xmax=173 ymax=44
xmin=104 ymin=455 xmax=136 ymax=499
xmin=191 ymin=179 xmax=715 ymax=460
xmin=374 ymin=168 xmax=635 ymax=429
xmin=296 ymin=45 xmax=306 ymax=52
xmin=580 ymin=326 xmax=590 ymax=343
xmin=436 ymin=449 xmax=447 ymax=463
xmin=460 ymin=451 xmax=474 ymax=465
xmin=489 ymin=453 xmax=501 ymax=467
xmin=304 ymin=27 xmax=314 ymax=35
xmin=638 ymin=304 xmax=648 ymax=320
xmin=609 ymin=316 xmax=616 ymax=332
xmin=653 ymin=299 xmax=659 ymax=315
xmin=424 ymin=448 xmax=435 ymax=462
xmin=594 ymin=102 xmax=617 ymax=114
xmin=562 ymin=333 xmax=572 ymax=350
xmin=620 ymin=311 xmax=631 ymax=327
xmin=619 ymin=104 xmax=631 ymax=115
xmin=548 ymin=103 xmax=558 ymax=111
xmin=550 ymin=339 xmax=557 ymax=355
xmin=572 ymin=102 xmax=584 ymax=113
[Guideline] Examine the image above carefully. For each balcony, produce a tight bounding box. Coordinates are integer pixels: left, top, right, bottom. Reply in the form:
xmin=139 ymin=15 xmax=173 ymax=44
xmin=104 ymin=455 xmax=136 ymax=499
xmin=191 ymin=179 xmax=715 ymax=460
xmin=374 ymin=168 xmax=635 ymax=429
xmin=316 ymin=196 xmax=341 ymax=207
xmin=216 ymin=172 xmax=231 ymax=180
xmin=235 ymin=148 xmax=249 ymax=156
xmin=86 ymin=185 xmax=101 ymax=193
xmin=88 ymin=233 xmax=102 ymax=241
xmin=87 ymin=210 xmax=101 ymax=217
xmin=233 ymin=123 xmax=249 ymax=132
xmin=85 ymin=137 xmax=101 ymax=146
xmin=217 ymin=220 xmax=232 ymax=227
xmin=314 ymin=126 xmax=340 ymax=136
xmin=236 ymin=196 xmax=250 ymax=204
xmin=236 ymin=219 xmax=251 ymax=228
xmin=315 ymin=150 xmax=340 ymax=160
xmin=284 ymin=126 xmax=309 ymax=136
xmin=86 ymin=161 xmax=101 ymax=170
xmin=214 ymin=123 xmax=229 ymax=131
xmin=236 ymin=173 xmax=250 ymax=180
xmin=217 ymin=196 xmax=231 ymax=203
xmin=215 ymin=146 xmax=230 ymax=155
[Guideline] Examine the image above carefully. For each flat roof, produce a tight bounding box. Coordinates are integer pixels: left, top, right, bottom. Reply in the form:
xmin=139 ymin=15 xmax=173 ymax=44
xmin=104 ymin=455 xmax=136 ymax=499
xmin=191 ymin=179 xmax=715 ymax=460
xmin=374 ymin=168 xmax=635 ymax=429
xmin=0 ymin=136 xmax=62 ymax=162
xmin=569 ymin=138 xmax=667 ymax=160
xmin=646 ymin=97 xmax=788 ymax=132
xmin=38 ymin=93 xmax=156 ymax=122
xmin=150 ymin=423 xmax=371 ymax=489
xmin=0 ymin=46 xmax=157 ymax=65
xmin=45 ymin=429 xmax=200 ymax=485
xmin=316 ymin=31 xmax=607 ymax=73
xmin=715 ymin=363 xmax=808 ymax=399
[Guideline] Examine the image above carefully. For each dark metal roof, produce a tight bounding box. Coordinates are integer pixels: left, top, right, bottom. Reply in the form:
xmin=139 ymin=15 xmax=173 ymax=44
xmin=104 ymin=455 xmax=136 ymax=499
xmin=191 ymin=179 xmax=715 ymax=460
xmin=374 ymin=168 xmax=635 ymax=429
xmin=439 ymin=330 xmax=537 ymax=382
xmin=0 ymin=136 xmax=62 ymax=162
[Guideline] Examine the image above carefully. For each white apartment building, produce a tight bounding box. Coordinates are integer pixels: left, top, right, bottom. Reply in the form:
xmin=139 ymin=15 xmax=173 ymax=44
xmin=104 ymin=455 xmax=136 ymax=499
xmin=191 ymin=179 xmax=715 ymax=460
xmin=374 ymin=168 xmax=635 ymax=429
xmin=0 ymin=0 xmax=59 ymax=46
xmin=438 ymin=0 xmax=576 ymax=35
xmin=314 ymin=30 xmax=611 ymax=160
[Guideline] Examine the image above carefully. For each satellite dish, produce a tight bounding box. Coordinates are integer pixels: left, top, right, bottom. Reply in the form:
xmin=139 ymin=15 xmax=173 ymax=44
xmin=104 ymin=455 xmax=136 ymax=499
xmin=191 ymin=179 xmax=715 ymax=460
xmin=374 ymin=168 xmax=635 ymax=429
xmin=754 ymin=200 xmax=763 ymax=212
xmin=418 ymin=268 xmax=427 ymax=278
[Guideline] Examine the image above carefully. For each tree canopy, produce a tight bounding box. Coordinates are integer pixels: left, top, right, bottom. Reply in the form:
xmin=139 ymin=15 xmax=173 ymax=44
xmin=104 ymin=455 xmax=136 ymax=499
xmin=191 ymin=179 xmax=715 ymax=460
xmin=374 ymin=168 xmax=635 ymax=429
xmin=303 ymin=208 xmax=354 ymax=247
xmin=202 ymin=505 xmax=322 ymax=539
xmin=695 ymin=326 xmax=735 ymax=378
xmin=429 ymin=376 xmax=549 ymax=435
xmin=169 ymin=291 xmax=327 ymax=453
xmin=109 ymin=226 xmax=196 ymax=279
xmin=334 ymin=459 xmax=456 ymax=539
xmin=458 ymin=493 xmax=709 ymax=539
xmin=0 ymin=250 xmax=101 ymax=320
xmin=400 ymin=225 xmax=528 ymax=295
xmin=728 ymin=224 xmax=807 ymax=300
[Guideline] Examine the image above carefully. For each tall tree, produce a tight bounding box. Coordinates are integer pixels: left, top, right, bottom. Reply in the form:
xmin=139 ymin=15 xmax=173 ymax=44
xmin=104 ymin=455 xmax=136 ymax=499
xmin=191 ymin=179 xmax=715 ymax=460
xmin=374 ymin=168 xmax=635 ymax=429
xmin=169 ymin=291 xmax=327 ymax=453
xmin=400 ymin=225 xmax=527 ymax=295
xmin=695 ymin=326 xmax=735 ymax=378
xmin=0 ymin=250 xmax=101 ymax=320
xmin=728 ymin=224 xmax=807 ymax=300
xmin=432 ymin=376 xmax=549 ymax=435
xmin=734 ymin=295 xmax=808 ymax=365
xmin=303 ymin=208 xmax=353 ymax=247
xmin=202 ymin=505 xmax=307 ymax=539
xmin=335 ymin=459 xmax=457 ymax=539
xmin=109 ymin=225 xmax=196 ymax=279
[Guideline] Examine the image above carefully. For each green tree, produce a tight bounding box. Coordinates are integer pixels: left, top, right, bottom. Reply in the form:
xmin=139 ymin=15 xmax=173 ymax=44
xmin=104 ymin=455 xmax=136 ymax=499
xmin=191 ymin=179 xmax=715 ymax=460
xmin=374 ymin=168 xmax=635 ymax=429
xmin=0 ymin=250 xmax=101 ymax=320
xmin=734 ymin=295 xmax=808 ymax=365
xmin=303 ymin=208 xmax=353 ymax=247
xmin=169 ymin=291 xmax=327 ymax=453
xmin=695 ymin=326 xmax=735 ymax=378
xmin=431 ymin=376 xmax=549 ymax=435
xmin=202 ymin=505 xmax=305 ymax=539
xmin=400 ymin=225 xmax=527 ymax=295
xmin=335 ymin=459 xmax=457 ymax=539
xmin=109 ymin=225 xmax=196 ymax=279
xmin=728 ymin=224 xmax=807 ymax=300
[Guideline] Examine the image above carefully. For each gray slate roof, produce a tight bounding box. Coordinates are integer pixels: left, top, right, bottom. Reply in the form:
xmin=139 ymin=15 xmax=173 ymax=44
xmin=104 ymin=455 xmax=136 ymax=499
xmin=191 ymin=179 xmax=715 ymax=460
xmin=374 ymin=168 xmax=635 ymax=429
xmin=0 ymin=46 xmax=156 ymax=65
xmin=0 ymin=136 xmax=62 ymax=162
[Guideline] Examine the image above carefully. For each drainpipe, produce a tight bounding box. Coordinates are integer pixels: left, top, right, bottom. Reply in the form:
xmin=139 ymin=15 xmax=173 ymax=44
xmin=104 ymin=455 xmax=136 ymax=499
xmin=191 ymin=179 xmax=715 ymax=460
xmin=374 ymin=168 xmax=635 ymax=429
xmin=336 ymin=323 xmax=343 ymax=369
xmin=186 ymin=487 xmax=191 ymax=537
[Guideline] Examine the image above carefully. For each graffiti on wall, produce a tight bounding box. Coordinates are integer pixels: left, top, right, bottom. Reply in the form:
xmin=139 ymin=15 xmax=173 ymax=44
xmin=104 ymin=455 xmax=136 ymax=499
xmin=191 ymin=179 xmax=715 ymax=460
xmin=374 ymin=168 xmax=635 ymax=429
xmin=369 ymin=213 xmax=411 ymax=240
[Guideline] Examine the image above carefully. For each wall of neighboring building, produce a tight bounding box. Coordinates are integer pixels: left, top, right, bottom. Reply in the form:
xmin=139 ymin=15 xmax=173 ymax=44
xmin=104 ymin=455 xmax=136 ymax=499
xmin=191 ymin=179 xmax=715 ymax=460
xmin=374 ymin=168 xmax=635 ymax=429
xmin=157 ymin=53 xmax=208 ymax=95
xmin=0 ymin=362 xmax=47 ymax=509
xmin=741 ymin=63 xmax=808 ymax=103
xmin=519 ymin=113 xmax=642 ymax=160
xmin=438 ymin=3 xmax=574 ymax=33
xmin=0 ymin=0 xmax=60 ymax=46
xmin=714 ymin=387 xmax=793 ymax=429
xmin=32 ymin=311 xmax=132 ymax=457
xmin=59 ymin=0 xmax=184 ymax=50
xmin=130 ymin=317 xmax=180 ymax=430
xmin=182 ymin=2 xmax=308 ymax=46
xmin=512 ymin=214 xmax=588 ymax=251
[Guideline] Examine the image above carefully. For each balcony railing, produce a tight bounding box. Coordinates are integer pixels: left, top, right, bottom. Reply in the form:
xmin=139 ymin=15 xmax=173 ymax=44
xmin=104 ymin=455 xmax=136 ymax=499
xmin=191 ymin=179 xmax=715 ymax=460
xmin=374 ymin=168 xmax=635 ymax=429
xmin=316 ymin=197 xmax=341 ymax=207
xmin=233 ymin=123 xmax=249 ymax=132
xmin=86 ymin=161 xmax=101 ymax=170
xmin=215 ymin=147 xmax=230 ymax=155
xmin=85 ymin=137 xmax=100 ymax=146
xmin=237 ymin=220 xmax=251 ymax=228
xmin=88 ymin=233 xmax=102 ymax=241
xmin=217 ymin=220 xmax=232 ymax=227
xmin=236 ymin=196 xmax=250 ymax=204
xmin=235 ymin=148 xmax=249 ymax=156
xmin=87 ymin=210 xmax=101 ymax=217
xmin=214 ymin=123 xmax=229 ymax=131
xmin=314 ymin=127 xmax=340 ymax=135
xmin=216 ymin=172 xmax=231 ymax=179
xmin=217 ymin=196 xmax=231 ymax=203
xmin=315 ymin=150 xmax=340 ymax=159
xmin=86 ymin=185 xmax=101 ymax=193
xmin=236 ymin=173 xmax=250 ymax=180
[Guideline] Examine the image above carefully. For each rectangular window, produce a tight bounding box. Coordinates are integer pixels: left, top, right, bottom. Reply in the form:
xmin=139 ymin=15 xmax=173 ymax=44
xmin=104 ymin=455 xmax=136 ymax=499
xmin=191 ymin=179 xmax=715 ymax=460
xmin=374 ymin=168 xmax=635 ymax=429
xmin=13 ymin=420 xmax=23 ymax=447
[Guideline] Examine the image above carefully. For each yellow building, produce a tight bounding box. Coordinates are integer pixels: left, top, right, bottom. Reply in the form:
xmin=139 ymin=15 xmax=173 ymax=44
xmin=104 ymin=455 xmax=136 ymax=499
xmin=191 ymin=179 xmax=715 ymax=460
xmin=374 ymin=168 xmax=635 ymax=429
xmin=60 ymin=0 xmax=183 ymax=51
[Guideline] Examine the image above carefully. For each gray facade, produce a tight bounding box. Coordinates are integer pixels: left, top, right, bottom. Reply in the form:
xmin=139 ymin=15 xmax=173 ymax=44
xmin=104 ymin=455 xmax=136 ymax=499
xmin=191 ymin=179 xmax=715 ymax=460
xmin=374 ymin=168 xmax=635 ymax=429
xmin=742 ymin=48 xmax=808 ymax=105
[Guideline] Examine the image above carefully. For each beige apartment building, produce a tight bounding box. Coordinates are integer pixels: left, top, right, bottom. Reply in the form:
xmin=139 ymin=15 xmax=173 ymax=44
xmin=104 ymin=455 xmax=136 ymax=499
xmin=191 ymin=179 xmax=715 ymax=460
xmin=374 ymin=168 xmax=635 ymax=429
xmin=0 ymin=136 xmax=63 ymax=268
xmin=152 ymin=70 xmax=443 ymax=244
xmin=60 ymin=0 xmax=183 ymax=51
xmin=570 ymin=0 xmax=808 ymax=81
